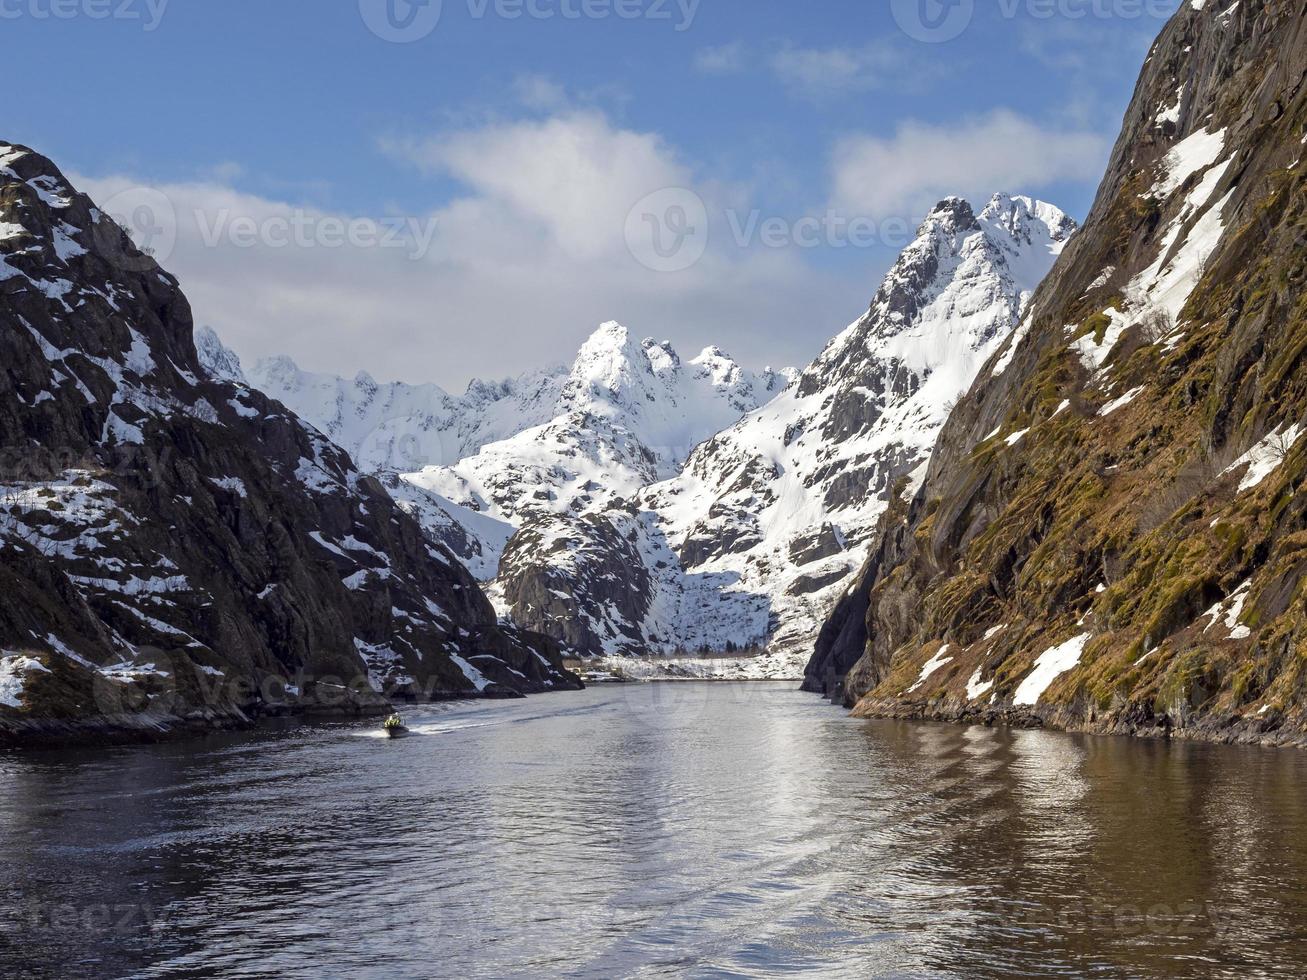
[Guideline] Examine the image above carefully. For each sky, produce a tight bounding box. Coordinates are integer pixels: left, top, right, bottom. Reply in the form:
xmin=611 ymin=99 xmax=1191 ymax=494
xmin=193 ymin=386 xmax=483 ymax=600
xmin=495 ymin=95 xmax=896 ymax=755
xmin=6 ymin=0 xmax=1180 ymax=389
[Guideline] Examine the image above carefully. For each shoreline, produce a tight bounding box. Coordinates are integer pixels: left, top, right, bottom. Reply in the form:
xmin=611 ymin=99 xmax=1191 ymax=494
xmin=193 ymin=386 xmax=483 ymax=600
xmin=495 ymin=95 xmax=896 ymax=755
xmin=845 ymin=695 xmax=1307 ymax=752
xmin=584 ymin=676 xmax=802 ymax=685
xmin=0 ymin=684 xmax=582 ymax=753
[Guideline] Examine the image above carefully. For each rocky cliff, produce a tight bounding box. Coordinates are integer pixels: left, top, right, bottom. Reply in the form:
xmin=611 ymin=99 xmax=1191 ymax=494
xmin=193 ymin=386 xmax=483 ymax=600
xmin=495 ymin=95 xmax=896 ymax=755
xmin=641 ymin=194 xmax=1075 ymax=675
xmin=806 ymin=1 xmax=1307 ymax=746
xmin=220 ymin=197 xmax=1073 ymax=672
xmin=221 ymin=320 xmax=797 ymax=660
xmin=0 ymin=143 xmax=579 ymax=744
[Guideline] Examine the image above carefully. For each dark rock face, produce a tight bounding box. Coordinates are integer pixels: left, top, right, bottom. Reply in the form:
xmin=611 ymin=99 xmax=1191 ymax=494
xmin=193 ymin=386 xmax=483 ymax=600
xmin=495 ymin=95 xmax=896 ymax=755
xmin=803 ymin=494 xmax=913 ymax=699
xmin=496 ymin=509 xmax=652 ymax=658
xmin=787 ymin=523 xmax=846 ymax=566
xmin=806 ymin=3 xmax=1307 ymax=746
xmin=0 ymin=143 xmax=579 ymax=744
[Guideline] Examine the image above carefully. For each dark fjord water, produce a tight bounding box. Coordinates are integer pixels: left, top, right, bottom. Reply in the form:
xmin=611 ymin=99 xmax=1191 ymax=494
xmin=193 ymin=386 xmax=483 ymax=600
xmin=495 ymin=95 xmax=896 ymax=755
xmin=4 ymin=683 xmax=1307 ymax=979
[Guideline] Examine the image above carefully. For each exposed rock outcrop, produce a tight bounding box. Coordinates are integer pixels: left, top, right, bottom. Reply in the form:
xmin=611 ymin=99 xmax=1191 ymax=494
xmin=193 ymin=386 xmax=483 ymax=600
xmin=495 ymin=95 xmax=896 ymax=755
xmin=641 ymin=194 xmax=1075 ymax=673
xmin=0 ymin=143 xmax=579 ymax=745
xmin=807 ymin=1 xmax=1307 ymax=747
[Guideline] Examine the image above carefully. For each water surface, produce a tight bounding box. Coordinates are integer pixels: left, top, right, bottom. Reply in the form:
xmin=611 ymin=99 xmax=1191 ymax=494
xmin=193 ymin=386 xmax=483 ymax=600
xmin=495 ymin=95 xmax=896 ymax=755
xmin=3 ymin=683 xmax=1306 ymax=978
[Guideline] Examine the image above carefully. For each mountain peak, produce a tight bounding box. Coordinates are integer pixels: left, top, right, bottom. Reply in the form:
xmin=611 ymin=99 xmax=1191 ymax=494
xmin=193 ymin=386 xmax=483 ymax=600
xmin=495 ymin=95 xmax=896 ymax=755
xmin=922 ymin=196 xmax=978 ymax=231
xmin=979 ymin=193 xmax=1078 ymax=248
xmin=803 ymin=190 xmax=1074 ymax=396
xmin=694 ymin=344 xmax=730 ymax=362
xmin=251 ymin=353 xmax=304 ymax=388
xmin=583 ymin=320 xmax=636 ymax=352
xmin=642 ymin=337 xmax=682 ymax=374
xmin=566 ymin=321 xmax=651 ymax=406
xmin=195 ymin=326 xmax=247 ymax=383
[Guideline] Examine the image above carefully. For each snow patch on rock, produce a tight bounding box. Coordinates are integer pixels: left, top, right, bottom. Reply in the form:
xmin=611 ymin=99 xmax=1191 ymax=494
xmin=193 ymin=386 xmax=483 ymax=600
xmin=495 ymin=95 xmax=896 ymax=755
xmin=1014 ymin=634 xmax=1090 ymax=706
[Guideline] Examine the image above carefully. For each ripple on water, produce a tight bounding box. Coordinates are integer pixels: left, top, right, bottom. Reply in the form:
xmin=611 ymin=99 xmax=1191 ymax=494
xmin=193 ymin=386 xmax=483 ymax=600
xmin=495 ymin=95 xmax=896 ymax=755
xmin=3 ymin=686 xmax=1307 ymax=978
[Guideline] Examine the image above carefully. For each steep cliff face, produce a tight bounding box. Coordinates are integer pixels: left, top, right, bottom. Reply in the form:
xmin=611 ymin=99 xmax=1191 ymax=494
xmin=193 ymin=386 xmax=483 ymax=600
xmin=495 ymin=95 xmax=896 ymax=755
xmin=639 ymin=195 xmax=1074 ymax=674
xmin=0 ymin=144 xmax=579 ymax=743
xmin=807 ymin=1 xmax=1307 ymax=745
xmin=496 ymin=506 xmax=655 ymax=658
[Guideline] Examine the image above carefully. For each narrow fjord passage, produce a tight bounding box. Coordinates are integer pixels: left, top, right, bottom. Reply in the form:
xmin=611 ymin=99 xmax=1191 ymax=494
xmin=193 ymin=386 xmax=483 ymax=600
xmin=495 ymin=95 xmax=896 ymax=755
xmin=5 ymin=686 xmax=1307 ymax=978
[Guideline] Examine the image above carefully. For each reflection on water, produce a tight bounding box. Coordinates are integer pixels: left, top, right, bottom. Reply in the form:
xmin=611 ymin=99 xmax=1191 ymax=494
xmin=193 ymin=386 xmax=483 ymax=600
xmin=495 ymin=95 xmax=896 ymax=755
xmin=2 ymin=683 xmax=1307 ymax=978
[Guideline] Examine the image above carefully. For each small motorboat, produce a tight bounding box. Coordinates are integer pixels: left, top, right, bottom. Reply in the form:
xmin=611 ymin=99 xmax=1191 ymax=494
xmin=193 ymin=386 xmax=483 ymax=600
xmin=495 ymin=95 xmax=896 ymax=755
xmin=382 ymin=714 xmax=409 ymax=739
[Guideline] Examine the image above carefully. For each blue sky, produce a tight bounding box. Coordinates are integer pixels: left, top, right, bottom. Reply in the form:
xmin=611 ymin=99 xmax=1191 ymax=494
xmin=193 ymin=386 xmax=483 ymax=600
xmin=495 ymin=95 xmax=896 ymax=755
xmin=7 ymin=0 xmax=1179 ymax=386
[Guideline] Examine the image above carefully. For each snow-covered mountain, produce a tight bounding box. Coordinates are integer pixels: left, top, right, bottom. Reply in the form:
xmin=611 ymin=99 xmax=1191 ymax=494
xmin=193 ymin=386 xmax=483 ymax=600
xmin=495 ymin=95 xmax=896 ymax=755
xmin=203 ymin=322 xmax=796 ymax=591
xmin=201 ymin=332 xmax=570 ymax=473
xmin=409 ymin=323 xmax=797 ymax=526
xmin=488 ymin=194 xmax=1075 ymax=672
xmin=635 ymin=194 xmax=1077 ymax=675
xmin=208 ymin=194 xmax=1071 ymax=673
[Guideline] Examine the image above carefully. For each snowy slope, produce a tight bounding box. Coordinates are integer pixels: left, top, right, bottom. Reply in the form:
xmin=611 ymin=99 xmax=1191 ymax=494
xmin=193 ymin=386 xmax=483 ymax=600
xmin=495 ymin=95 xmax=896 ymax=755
xmin=633 ymin=195 xmax=1076 ymax=676
xmin=212 ymin=195 xmax=1070 ymax=675
xmin=407 ymin=322 xmax=797 ymax=527
xmin=404 ymin=324 xmax=796 ymax=648
xmin=227 ymin=339 xmax=569 ymax=473
xmin=207 ymin=322 xmax=795 ymax=593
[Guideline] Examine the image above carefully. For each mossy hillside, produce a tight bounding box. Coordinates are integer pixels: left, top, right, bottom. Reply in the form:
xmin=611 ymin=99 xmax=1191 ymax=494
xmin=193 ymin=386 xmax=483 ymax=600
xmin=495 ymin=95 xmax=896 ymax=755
xmin=828 ymin=3 xmax=1307 ymax=743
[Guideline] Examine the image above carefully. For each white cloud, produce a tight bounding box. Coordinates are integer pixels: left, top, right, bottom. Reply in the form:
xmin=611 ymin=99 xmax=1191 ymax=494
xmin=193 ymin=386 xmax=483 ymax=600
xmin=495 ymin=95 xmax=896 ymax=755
xmin=694 ymin=42 xmax=748 ymax=75
xmin=386 ymin=111 xmax=691 ymax=261
xmin=76 ymin=112 xmax=870 ymax=391
xmin=831 ymin=109 xmax=1109 ymax=220
xmin=769 ymin=43 xmax=911 ymax=100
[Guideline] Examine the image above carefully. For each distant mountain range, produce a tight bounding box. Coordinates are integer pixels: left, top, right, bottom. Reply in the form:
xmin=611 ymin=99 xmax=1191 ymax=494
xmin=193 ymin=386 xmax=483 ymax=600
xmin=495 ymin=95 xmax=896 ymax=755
xmin=204 ymin=194 xmax=1074 ymax=677
xmin=4 ymin=0 xmax=1303 ymax=750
